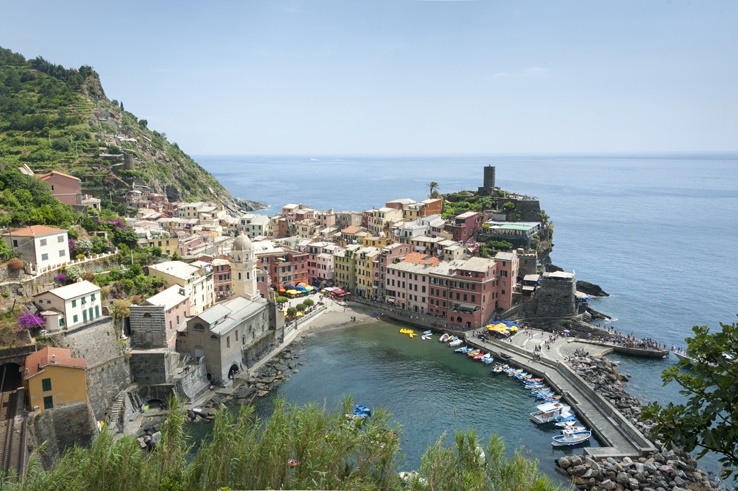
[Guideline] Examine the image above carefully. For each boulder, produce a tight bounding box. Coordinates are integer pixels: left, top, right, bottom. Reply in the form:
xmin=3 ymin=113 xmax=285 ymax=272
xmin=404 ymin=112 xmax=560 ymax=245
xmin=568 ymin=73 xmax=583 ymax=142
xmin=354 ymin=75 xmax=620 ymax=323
xmin=616 ymin=471 xmax=630 ymax=484
xmin=557 ymin=456 xmax=572 ymax=469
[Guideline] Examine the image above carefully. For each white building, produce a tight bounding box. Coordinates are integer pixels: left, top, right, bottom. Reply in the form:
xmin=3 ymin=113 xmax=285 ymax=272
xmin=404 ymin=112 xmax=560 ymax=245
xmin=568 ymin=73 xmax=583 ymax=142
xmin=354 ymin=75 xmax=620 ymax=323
xmin=5 ymin=225 xmax=70 ymax=274
xmin=148 ymin=261 xmax=215 ymax=316
xmin=33 ymin=280 xmax=103 ymax=331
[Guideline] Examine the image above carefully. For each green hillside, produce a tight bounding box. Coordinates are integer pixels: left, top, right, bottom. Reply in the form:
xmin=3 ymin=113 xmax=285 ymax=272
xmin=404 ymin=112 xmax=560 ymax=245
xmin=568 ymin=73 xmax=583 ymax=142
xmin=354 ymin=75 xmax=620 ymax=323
xmin=0 ymin=46 xmax=261 ymax=212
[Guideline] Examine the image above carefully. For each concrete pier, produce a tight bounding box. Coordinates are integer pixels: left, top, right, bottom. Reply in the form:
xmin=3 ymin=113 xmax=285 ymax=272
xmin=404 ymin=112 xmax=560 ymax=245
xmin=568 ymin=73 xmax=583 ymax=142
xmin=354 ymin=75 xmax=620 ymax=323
xmin=465 ymin=333 xmax=658 ymax=459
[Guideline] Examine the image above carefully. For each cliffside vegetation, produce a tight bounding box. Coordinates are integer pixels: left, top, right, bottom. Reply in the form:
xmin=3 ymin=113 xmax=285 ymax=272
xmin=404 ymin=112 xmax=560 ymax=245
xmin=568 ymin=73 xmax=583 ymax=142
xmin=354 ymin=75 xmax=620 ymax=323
xmin=11 ymin=397 xmax=562 ymax=491
xmin=0 ymin=46 xmax=257 ymax=212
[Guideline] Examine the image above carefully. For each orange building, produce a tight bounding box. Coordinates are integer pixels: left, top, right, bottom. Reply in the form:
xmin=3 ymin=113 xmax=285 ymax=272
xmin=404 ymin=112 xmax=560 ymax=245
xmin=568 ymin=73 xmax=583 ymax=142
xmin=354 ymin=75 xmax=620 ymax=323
xmin=23 ymin=347 xmax=88 ymax=411
xmin=37 ymin=171 xmax=81 ymax=206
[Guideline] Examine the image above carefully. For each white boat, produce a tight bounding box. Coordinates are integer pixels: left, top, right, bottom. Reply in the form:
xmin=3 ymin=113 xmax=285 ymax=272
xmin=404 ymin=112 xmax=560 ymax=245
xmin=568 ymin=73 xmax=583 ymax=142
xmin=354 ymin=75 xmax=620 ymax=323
xmin=552 ymin=430 xmax=592 ymax=447
xmin=423 ymin=330 xmax=432 ymax=335
xmin=555 ymin=420 xmax=581 ymax=429
xmin=439 ymin=333 xmax=451 ymax=343
xmin=507 ymin=368 xmax=523 ymax=377
xmin=421 ymin=334 xmax=431 ymax=340
xmin=530 ymin=402 xmax=572 ymax=424
xmin=449 ymin=337 xmax=463 ymax=347
xmin=399 ymin=470 xmax=427 ymax=485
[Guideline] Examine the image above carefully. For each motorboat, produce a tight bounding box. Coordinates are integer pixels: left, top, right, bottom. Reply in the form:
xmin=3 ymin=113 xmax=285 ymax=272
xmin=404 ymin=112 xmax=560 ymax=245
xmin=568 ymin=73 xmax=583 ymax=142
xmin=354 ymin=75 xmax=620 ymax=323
xmin=513 ymin=371 xmax=530 ymax=380
xmin=491 ymin=363 xmax=508 ymax=374
xmin=530 ymin=402 xmax=572 ymax=424
xmin=473 ymin=351 xmax=486 ymax=361
xmin=449 ymin=338 xmax=463 ymax=347
xmin=522 ymin=377 xmax=544 ymax=384
xmin=423 ymin=330 xmax=432 ymax=335
xmin=439 ymin=333 xmax=451 ymax=343
xmin=555 ymin=420 xmax=586 ymax=431
xmin=508 ymin=368 xmax=523 ymax=377
xmin=468 ymin=349 xmax=482 ymax=358
xmin=455 ymin=346 xmax=468 ymax=353
xmin=482 ymin=354 xmax=495 ymax=365
xmin=552 ymin=430 xmax=592 ymax=447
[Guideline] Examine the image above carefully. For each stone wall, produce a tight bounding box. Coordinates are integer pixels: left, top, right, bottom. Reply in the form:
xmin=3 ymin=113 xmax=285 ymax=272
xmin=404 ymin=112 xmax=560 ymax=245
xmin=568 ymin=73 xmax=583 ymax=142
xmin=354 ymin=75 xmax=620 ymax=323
xmin=86 ymin=357 xmax=131 ymax=421
xmin=62 ymin=317 xmax=121 ymax=366
xmin=174 ymin=357 xmax=210 ymax=401
xmin=29 ymin=402 xmax=98 ymax=470
xmin=129 ymin=350 xmax=179 ymax=385
xmin=534 ymin=276 xmax=576 ymax=318
xmin=129 ymin=304 xmax=167 ymax=349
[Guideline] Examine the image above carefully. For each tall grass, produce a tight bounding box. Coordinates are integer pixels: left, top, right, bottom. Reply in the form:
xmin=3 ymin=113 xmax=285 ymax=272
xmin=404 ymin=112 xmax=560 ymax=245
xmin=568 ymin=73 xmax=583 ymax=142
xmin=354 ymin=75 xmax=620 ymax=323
xmin=8 ymin=397 xmax=568 ymax=490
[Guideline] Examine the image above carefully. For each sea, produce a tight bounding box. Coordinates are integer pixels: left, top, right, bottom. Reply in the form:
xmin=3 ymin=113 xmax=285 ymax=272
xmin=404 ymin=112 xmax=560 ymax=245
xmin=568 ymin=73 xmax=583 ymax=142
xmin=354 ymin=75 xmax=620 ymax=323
xmin=192 ymin=154 xmax=738 ymax=480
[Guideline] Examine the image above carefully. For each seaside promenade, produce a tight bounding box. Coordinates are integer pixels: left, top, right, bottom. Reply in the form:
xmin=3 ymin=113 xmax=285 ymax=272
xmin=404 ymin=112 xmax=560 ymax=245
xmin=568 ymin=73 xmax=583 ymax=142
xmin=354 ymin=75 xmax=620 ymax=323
xmin=465 ymin=328 xmax=658 ymax=459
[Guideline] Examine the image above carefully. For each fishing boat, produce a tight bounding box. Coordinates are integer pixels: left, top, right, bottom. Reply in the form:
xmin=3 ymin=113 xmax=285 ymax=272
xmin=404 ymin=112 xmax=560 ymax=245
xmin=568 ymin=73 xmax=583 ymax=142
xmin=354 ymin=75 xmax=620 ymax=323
xmin=555 ymin=420 xmax=585 ymax=430
xmin=530 ymin=402 xmax=572 ymax=424
xmin=482 ymin=354 xmax=495 ymax=364
xmin=554 ymin=412 xmax=577 ymax=424
xmin=552 ymin=429 xmax=592 ymax=447
xmin=508 ymin=368 xmax=523 ymax=377
xmin=522 ymin=377 xmax=544 ymax=384
xmin=513 ymin=371 xmax=530 ymax=380
xmin=467 ymin=348 xmax=481 ymax=358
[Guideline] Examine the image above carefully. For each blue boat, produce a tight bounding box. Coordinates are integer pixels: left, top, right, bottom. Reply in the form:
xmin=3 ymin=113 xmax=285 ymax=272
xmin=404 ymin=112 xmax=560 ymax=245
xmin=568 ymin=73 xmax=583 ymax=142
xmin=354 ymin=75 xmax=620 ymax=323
xmin=355 ymin=404 xmax=372 ymax=417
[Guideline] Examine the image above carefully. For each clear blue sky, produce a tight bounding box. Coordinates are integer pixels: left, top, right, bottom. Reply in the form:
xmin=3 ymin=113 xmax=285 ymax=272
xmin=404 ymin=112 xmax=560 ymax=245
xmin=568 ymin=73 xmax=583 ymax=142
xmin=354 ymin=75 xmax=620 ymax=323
xmin=1 ymin=0 xmax=736 ymax=155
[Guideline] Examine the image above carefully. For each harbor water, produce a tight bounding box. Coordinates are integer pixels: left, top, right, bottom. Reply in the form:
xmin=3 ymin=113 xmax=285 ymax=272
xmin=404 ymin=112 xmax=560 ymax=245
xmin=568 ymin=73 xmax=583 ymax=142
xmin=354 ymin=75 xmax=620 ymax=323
xmin=194 ymin=153 xmax=738 ymax=478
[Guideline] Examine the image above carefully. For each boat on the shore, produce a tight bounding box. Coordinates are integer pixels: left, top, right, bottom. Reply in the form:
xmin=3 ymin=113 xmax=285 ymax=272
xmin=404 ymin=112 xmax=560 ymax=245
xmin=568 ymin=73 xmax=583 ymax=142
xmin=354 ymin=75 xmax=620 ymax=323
xmin=530 ymin=402 xmax=572 ymax=424
xmin=552 ymin=429 xmax=592 ymax=447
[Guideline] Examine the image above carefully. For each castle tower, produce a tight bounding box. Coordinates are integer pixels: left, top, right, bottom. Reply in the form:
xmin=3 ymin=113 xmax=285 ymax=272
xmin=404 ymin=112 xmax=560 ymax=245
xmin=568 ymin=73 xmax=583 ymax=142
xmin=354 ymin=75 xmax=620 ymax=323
xmin=477 ymin=165 xmax=496 ymax=196
xmin=230 ymin=233 xmax=258 ymax=300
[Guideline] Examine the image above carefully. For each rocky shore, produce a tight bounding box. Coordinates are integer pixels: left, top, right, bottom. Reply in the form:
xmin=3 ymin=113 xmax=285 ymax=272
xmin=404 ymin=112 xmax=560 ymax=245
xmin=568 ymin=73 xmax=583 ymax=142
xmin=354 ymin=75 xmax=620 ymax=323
xmin=559 ymin=354 xmax=718 ymax=490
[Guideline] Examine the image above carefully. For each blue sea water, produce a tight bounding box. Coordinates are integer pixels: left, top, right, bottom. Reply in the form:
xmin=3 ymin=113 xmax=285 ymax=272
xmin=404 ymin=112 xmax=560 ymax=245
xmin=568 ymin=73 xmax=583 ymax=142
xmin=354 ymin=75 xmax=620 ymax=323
xmin=195 ymin=154 xmax=738 ymax=478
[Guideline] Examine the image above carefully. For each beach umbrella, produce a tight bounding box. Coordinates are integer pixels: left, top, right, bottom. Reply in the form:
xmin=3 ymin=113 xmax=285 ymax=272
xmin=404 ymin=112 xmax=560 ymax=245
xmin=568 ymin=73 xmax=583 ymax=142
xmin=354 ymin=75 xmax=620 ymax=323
xmin=285 ymin=284 xmax=296 ymax=290
xmin=297 ymin=282 xmax=308 ymax=287
xmin=279 ymin=288 xmax=286 ymax=293
xmin=510 ymin=326 xmax=519 ymax=332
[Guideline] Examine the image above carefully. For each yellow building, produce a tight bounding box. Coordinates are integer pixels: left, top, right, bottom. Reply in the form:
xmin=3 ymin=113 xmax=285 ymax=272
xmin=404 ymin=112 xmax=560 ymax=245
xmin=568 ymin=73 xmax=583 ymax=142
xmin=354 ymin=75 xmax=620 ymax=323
xmin=360 ymin=235 xmax=389 ymax=248
xmin=23 ymin=347 xmax=88 ymax=411
xmin=355 ymin=247 xmax=380 ymax=299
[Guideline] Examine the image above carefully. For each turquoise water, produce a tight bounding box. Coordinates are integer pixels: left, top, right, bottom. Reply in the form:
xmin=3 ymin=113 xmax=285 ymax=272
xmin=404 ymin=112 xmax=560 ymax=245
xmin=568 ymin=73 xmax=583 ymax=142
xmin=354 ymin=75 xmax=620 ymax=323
xmin=253 ymin=321 xmax=597 ymax=481
xmin=195 ymin=153 xmax=738 ymax=478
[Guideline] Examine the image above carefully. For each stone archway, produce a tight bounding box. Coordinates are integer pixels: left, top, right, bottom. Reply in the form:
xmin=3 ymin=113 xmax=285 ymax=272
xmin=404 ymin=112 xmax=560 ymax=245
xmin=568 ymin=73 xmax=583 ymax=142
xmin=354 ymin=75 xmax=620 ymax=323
xmin=0 ymin=363 xmax=22 ymax=391
xmin=228 ymin=364 xmax=239 ymax=381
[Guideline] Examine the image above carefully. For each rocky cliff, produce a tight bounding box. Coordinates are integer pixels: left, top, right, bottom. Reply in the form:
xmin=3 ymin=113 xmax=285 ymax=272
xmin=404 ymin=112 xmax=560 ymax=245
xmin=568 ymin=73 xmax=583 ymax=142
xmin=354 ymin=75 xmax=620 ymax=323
xmin=0 ymin=46 xmax=264 ymax=213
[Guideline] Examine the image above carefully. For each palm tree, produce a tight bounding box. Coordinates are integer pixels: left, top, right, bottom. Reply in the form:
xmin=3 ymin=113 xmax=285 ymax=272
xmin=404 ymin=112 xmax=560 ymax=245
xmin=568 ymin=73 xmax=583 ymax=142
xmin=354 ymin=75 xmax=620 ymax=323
xmin=428 ymin=181 xmax=439 ymax=198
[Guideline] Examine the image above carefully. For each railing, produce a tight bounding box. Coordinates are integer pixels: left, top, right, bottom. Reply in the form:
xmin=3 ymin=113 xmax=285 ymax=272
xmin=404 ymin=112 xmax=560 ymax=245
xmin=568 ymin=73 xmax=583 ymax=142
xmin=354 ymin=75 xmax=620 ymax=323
xmin=33 ymin=250 xmax=118 ymax=276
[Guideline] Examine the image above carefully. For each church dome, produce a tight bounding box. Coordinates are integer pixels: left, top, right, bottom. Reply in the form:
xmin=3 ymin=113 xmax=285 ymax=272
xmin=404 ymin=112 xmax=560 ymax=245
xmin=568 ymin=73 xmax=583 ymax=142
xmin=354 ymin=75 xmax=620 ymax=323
xmin=232 ymin=232 xmax=252 ymax=251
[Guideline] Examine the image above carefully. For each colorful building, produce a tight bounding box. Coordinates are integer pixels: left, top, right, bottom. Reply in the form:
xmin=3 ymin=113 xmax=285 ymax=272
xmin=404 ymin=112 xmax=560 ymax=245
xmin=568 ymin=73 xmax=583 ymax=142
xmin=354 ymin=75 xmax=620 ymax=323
xmin=5 ymin=225 xmax=70 ymax=274
xmin=33 ymin=280 xmax=103 ymax=331
xmin=23 ymin=347 xmax=88 ymax=411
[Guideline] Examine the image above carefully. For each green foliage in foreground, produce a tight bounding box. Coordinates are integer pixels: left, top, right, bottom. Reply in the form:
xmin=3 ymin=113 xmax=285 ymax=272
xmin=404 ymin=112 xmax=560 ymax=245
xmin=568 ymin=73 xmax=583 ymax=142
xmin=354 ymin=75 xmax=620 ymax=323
xmin=13 ymin=397 xmax=564 ymax=491
xmin=642 ymin=318 xmax=738 ymax=480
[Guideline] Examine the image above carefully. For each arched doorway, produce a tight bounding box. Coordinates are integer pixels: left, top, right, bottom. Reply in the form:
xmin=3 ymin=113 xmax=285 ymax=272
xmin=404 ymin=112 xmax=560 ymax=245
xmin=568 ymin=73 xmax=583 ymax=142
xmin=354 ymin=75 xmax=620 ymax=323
xmin=0 ymin=363 xmax=22 ymax=391
xmin=228 ymin=364 xmax=239 ymax=381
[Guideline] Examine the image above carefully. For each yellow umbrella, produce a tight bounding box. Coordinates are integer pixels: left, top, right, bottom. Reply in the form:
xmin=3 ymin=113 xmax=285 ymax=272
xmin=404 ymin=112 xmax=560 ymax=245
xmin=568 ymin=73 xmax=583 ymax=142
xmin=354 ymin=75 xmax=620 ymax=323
xmin=510 ymin=326 xmax=519 ymax=332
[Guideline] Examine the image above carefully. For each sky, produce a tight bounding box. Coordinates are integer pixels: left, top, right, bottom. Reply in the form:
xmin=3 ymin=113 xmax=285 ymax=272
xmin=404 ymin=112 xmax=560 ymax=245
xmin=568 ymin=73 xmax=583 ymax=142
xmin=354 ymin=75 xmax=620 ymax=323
xmin=1 ymin=0 xmax=737 ymax=155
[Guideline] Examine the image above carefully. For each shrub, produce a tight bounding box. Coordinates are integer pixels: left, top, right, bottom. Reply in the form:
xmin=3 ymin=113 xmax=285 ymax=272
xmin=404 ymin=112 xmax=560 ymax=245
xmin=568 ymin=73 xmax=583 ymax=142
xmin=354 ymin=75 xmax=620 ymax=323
xmin=302 ymin=298 xmax=314 ymax=308
xmin=7 ymin=258 xmax=23 ymax=272
xmin=18 ymin=312 xmax=45 ymax=330
xmin=54 ymin=274 xmax=68 ymax=284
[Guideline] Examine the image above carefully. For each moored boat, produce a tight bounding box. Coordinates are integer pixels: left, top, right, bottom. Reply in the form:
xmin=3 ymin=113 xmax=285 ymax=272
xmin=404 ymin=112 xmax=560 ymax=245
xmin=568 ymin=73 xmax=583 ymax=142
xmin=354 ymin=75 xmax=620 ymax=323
xmin=552 ymin=429 xmax=592 ymax=447
xmin=491 ymin=363 xmax=508 ymax=374
xmin=449 ymin=337 xmax=463 ymax=347
xmin=439 ymin=333 xmax=451 ymax=342
xmin=530 ymin=402 xmax=572 ymax=424
xmin=468 ymin=348 xmax=481 ymax=358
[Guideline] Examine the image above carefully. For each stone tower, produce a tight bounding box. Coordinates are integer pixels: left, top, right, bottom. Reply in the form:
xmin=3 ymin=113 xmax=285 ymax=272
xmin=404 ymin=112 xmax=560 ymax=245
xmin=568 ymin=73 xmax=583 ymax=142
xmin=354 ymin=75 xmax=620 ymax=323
xmin=231 ymin=233 xmax=258 ymax=300
xmin=477 ymin=165 xmax=496 ymax=196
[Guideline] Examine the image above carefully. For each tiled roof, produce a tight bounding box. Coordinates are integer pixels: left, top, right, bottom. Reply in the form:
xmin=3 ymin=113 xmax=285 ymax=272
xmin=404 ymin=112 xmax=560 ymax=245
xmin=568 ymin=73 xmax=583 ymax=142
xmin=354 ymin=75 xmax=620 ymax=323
xmin=341 ymin=226 xmax=362 ymax=234
xmin=24 ymin=347 xmax=87 ymax=379
xmin=37 ymin=170 xmax=81 ymax=182
xmin=34 ymin=280 xmax=100 ymax=300
xmin=402 ymin=252 xmax=441 ymax=266
xmin=9 ymin=225 xmax=66 ymax=237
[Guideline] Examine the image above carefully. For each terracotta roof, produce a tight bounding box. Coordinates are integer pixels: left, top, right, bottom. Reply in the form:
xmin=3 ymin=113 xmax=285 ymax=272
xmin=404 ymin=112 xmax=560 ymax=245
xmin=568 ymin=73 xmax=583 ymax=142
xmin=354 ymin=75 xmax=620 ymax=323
xmin=341 ymin=226 xmax=362 ymax=234
xmin=402 ymin=252 xmax=441 ymax=266
xmin=23 ymin=347 xmax=87 ymax=379
xmin=9 ymin=225 xmax=66 ymax=237
xmin=37 ymin=170 xmax=81 ymax=182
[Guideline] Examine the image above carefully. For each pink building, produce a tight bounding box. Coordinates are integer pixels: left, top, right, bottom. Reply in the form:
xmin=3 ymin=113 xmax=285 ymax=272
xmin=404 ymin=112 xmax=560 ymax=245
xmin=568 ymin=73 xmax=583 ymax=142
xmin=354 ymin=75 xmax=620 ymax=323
xmin=373 ymin=243 xmax=412 ymax=298
xmin=428 ymin=257 xmax=499 ymax=329
xmin=37 ymin=171 xmax=81 ymax=206
xmin=444 ymin=211 xmax=485 ymax=243
xmin=212 ymin=258 xmax=232 ymax=299
xmin=384 ymin=252 xmax=441 ymax=311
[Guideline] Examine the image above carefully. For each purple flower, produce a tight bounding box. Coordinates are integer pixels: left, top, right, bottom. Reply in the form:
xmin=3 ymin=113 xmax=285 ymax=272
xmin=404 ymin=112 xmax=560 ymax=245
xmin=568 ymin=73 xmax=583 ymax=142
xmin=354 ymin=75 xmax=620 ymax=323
xmin=55 ymin=274 xmax=68 ymax=284
xmin=18 ymin=312 xmax=45 ymax=330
